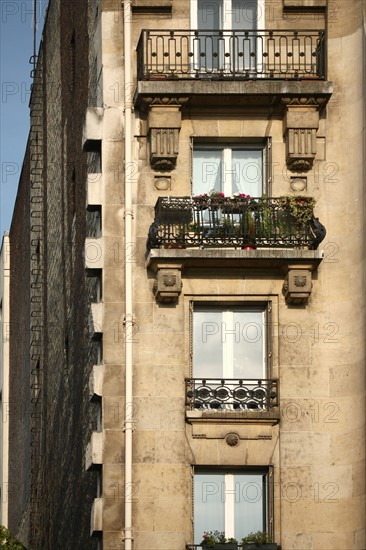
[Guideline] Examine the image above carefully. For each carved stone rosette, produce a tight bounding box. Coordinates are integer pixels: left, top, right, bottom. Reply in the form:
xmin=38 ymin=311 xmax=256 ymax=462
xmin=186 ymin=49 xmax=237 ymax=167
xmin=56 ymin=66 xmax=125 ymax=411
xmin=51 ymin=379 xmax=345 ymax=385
xmin=283 ymin=265 xmax=314 ymax=305
xmin=153 ymin=267 xmax=182 ymax=303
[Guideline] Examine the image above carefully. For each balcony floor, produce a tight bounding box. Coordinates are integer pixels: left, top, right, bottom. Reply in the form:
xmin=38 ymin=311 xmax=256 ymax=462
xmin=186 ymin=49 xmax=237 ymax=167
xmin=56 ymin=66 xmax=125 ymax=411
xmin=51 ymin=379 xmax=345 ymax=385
xmin=135 ymin=79 xmax=333 ymax=112
xmin=147 ymin=248 xmax=324 ymax=271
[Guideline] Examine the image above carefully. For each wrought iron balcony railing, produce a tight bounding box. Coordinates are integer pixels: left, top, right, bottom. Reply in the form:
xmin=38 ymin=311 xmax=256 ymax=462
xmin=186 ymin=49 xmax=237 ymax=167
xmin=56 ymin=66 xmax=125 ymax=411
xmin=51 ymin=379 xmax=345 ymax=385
xmin=147 ymin=197 xmax=326 ymax=251
xmin=137 ymin=29 xmax=326 ymax=80
xmin=185 ymin=378 xmax=279 ymax=411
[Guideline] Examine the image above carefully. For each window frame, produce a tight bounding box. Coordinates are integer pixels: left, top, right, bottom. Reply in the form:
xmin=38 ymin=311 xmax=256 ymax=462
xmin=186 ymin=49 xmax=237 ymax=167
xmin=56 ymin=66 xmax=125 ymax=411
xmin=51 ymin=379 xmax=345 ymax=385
xmin=190 ymin=138 xmax=272 ymax=198
xmin=190 ymin=300 xmax=272 ymax=380
xmin=192 ymin=465 xmax=274 ymax=544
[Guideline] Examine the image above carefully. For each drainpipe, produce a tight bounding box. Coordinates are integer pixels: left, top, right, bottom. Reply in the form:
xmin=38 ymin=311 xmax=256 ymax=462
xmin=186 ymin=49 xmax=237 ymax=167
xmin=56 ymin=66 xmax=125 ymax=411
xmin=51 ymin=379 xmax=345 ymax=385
xmin=123 ymin=1 xmax=133 ymax=549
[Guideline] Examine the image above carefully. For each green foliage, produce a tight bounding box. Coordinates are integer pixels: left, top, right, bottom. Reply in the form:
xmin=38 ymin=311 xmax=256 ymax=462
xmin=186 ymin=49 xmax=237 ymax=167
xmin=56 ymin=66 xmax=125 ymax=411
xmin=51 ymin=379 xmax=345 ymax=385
xmin=0 ymin=526 xmax=27 ymax=549
xmin=241 ymin=531 xmax=272 ymax=545
xmin=202 ymin=530 xmax=238 ymax=547
xmin=278 ymin=195 xmax=316 ymax=225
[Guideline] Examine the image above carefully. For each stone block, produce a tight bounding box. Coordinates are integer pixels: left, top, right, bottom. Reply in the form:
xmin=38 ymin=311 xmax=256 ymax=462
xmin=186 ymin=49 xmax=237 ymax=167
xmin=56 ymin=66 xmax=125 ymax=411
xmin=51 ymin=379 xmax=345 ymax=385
xmin=89 ymin=364 xmax=104 ymax=401
xmin=85 ymin=432 xmax=103 ymax=471
xmin=90 ymin=498 xmax=103 ymax=535
xmin=82 ymin=107 xmax=104 ymax=149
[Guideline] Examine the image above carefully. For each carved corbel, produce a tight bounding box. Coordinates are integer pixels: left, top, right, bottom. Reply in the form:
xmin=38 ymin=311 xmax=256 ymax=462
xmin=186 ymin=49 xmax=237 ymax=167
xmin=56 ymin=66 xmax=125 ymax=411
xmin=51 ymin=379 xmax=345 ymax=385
xmin=153 ymin=266 xmax=182 ymax=303
xmin=146 ymin=98 xmax=188 ymax=171
xmin=283 ymin=99 xmax=320 ymax=172
xmin=283 ymin=264 xmax=314 ymax=305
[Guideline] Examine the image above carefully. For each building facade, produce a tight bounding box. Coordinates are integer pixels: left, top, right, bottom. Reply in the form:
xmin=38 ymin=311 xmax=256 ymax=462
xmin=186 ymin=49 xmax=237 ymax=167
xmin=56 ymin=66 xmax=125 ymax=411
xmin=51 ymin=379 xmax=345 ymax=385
xmin=0 ymin=234 xmax=10 ymax=527
xmin=6 ymin=1 xmax=366 ymax=549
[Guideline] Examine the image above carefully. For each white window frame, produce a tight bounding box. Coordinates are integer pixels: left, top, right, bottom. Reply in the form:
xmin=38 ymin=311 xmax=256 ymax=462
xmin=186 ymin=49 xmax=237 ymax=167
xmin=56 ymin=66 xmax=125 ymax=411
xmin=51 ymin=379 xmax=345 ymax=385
xmin=193 ymin=467 xmax=273 ymax=544
xmin=191 ymin=302 xmax=271 ymax=381
xmin=191 ymin=139 xmax=271 ymax=198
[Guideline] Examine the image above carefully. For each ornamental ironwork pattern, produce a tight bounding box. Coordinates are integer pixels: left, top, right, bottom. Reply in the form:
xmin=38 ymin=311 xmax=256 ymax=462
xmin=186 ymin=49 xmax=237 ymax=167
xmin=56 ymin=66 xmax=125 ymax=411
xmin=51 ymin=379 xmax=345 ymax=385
xmin=137 ymin=29 xmax=326 ymax=80
xmin=185 ymin=378 xmax=279 ymax=411
xmin=147 ymin=196 xmax=326 ymax=250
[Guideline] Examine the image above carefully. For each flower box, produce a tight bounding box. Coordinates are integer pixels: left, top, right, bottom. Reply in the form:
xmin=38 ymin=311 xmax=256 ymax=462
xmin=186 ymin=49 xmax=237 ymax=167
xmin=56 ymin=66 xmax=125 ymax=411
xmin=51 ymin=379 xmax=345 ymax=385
xmin=242 ymin=545 xmax=279 ymax=550
xmin=202 ymin=544 xmax=238 ymax=549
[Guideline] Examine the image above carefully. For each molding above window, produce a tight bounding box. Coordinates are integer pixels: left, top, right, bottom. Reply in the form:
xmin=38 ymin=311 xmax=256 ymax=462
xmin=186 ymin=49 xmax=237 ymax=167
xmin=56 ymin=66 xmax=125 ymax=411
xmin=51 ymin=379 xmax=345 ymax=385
xmin=132 ymin=0 xmax=172 ymax=13
xmin=283 ymin=0 xmax=326 ymax=10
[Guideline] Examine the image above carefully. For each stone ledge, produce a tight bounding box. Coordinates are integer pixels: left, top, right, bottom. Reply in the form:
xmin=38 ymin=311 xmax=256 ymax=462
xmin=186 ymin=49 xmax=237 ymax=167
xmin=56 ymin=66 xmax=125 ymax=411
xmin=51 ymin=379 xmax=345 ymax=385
xmin=132 ymin=0 xmax=172 ymax=12
xmin=135 ymin=80 xmax=333 ymax=112
xmin=147 ymin=248 xmax=324 ymax=272
xmin=186 ymin=409 xmax=280 ymax=426
xmin=283 ymin=0 xmax=326 ymax=9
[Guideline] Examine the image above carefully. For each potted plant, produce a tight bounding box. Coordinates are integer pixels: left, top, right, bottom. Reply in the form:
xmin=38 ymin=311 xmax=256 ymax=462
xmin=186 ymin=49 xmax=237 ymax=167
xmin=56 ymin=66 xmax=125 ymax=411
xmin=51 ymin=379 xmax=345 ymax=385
xmin=209 ymin=191 xmax=226 ymax=208
xmin=193 ymin=193 xmax=209 ymax=210
xmin=278 ymin=195 xmax=316 ymax=227
xmin=241 ymin=531 xmax=279 ymax=550
xmin=201 ymin=530 xmax=238 ymax=549
xmin=222 ymin=193 xmax=252 ymax=214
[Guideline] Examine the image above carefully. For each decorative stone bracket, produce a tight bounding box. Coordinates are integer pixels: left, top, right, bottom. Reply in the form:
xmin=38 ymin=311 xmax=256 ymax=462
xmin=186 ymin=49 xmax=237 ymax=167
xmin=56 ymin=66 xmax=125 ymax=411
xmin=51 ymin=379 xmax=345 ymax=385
xmin=283 ymin=98 xmax=326 ymax=172
xmin=144 ymin=97 xmax=188 ymax=171
xmin=152 ymin=263 xmax=183 ymax=303
xmin=147 ymin=249 xmax=323 ymax=306
xmin=283 ymin=264 xmax=315 ymax=305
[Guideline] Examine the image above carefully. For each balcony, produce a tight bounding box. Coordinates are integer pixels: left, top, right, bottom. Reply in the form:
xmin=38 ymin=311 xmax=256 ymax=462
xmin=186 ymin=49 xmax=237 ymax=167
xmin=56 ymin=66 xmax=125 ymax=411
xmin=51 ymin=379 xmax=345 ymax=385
xmin=146 ymin=196 xmax=325 ymax=305
xmin=137 ymin=29 xmax=326 ymax=81
xmin=147 ymin=196 xmax=325 ymax=251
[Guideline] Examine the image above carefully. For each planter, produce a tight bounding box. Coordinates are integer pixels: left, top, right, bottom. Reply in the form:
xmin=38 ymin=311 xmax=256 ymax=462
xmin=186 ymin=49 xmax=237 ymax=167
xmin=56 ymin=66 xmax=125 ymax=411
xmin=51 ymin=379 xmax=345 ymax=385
xmin=242 ymin=544 xmax=279 ymax=550
xmin=202 ymin=545 xmax=238 ymax=550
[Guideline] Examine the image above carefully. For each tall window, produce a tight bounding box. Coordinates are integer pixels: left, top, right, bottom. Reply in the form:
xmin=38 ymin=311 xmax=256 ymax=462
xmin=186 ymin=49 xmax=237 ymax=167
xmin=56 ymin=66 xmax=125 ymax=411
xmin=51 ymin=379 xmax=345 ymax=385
xmin=193 ymin=305 xmax=268 ymax=380
xmin=194 ymin=468 xmax=271 ymax=543
xmin=191 ymin=1 xmax=264 ymax=73
xmin=192 ymin=142 xmax=269 ymax=198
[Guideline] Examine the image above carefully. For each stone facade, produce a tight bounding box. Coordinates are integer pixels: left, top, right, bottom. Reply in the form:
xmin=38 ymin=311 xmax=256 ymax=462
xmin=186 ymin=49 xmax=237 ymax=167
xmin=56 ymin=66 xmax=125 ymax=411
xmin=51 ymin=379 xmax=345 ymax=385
xmin=6 ymin=1 xmax=366 ymax=550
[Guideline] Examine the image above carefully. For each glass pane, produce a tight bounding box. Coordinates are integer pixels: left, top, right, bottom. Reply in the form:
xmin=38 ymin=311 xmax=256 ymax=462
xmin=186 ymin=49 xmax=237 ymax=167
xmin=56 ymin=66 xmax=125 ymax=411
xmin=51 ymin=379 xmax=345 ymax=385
xmin=233 ymin=309 xmax=265 ymax=379
xmin=193 ymin=310 xmax=223 ymax=378
xmin=194 ymin=473 xmax=225 ymax=544
xmin=232 ymin=0 xmax=257 ymax=30
xmin=232 ymin=148 xmax=263 ymax=197
xmin=234 ymin=474 xmax=265 ymax=539
xmin=198 ymin=0 xmax=222 ymax=70
xmin=193 ymin=149 xmax=222 ymax=195
xmin=198 ymin=0 xmax=222 ymax=29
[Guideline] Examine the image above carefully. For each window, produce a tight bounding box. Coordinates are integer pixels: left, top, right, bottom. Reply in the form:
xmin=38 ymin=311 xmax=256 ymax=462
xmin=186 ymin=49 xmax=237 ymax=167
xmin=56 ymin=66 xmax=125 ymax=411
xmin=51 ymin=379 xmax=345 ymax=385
xmin=192 ymin=141 xmax=270 ymax=198
xmin=193 ymin=304 xmax=268 ymax=379
xmin=191 ymin=0 xmax=265 ymax=74
xmin=194 ymin=468 xmax=272 ymax=543
xmin=190 ymin=304 xmax=272 ymax=410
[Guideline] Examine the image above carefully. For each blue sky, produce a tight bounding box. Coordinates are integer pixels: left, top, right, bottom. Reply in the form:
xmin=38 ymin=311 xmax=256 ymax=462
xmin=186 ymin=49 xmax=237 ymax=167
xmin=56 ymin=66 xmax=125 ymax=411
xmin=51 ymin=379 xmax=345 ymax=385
xmin=0 ymin=1 xmax=47 ymax=236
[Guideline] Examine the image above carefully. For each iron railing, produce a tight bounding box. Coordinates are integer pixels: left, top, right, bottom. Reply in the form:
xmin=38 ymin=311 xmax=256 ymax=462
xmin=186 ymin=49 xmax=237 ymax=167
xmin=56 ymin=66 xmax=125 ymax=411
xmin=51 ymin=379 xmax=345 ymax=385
xmin=147 ymin=196 xmax=326 ymax=250
xmin=185 ymin=378 xmax=279 ymax=411
xmin=137 ymin=29 xmax=326 ymax=80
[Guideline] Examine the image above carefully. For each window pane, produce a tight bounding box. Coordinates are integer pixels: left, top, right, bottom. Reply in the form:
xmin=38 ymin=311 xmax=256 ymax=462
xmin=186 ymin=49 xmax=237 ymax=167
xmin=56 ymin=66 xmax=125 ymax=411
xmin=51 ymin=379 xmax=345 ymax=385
xmin=233 ymin=309 xmax=265 ymax=379
xmin=194 ymin=473 xmax=225 ymax=544
xmin=198 ymin=0 xmax=222 ymax=29
xmin=232 ymin=0 xmax=257 ymax=30
xmin=193 ymin=310 xmax=223 ymax=378
xmin=232 ymin=148 xmax=262 ymax=196
xmin=193 ymin=149 xmax=222 ymax=195
xmin=234 ymin=474 xmax=265 ymax=539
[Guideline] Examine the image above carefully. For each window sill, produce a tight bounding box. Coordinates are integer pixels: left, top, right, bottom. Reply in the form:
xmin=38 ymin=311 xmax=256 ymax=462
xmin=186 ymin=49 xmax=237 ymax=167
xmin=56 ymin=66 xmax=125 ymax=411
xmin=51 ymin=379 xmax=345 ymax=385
xmin=186 ymin=409 xmax=280 ymax=425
